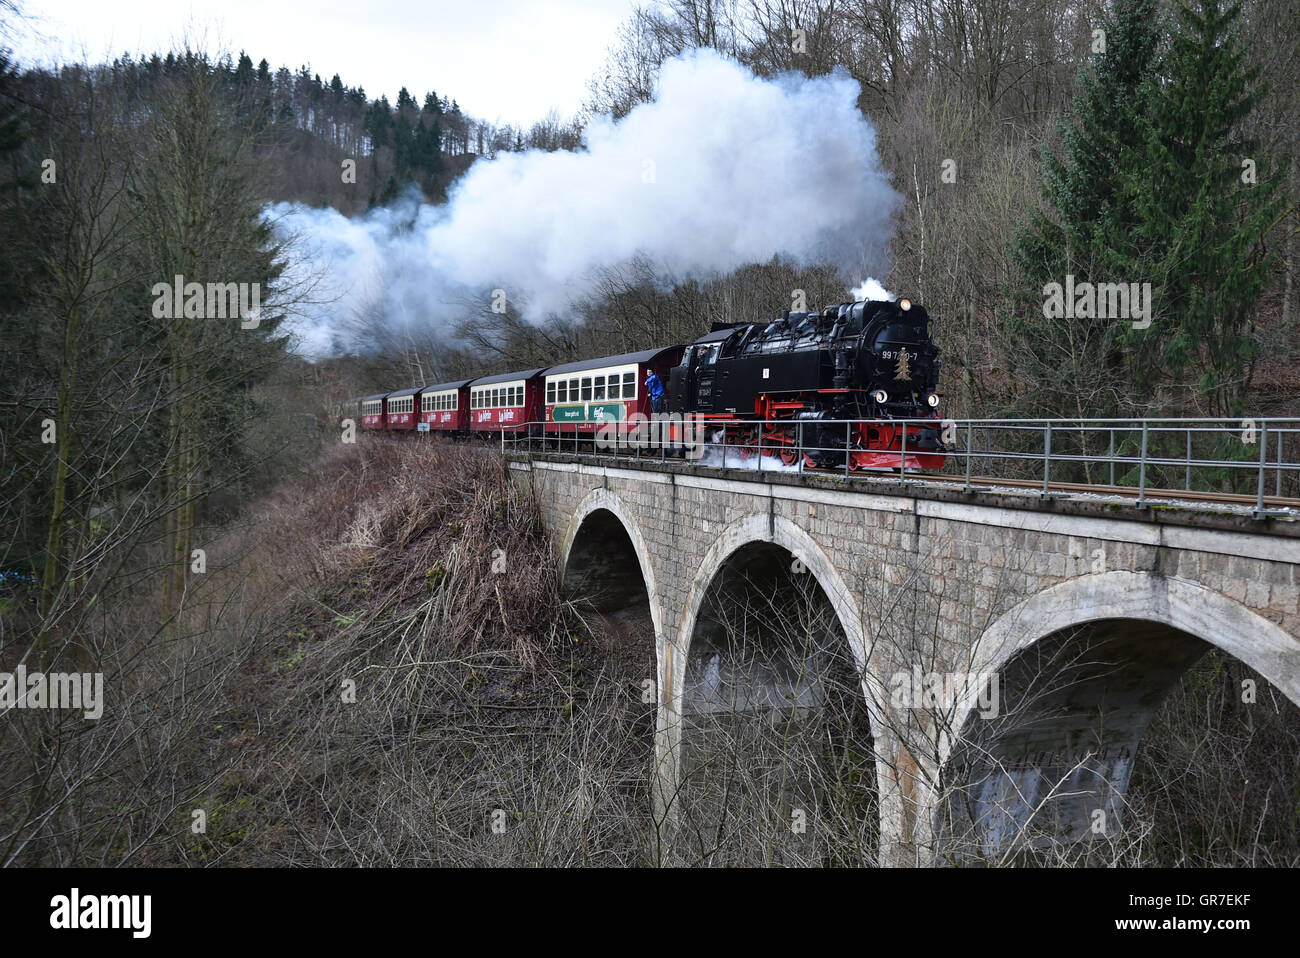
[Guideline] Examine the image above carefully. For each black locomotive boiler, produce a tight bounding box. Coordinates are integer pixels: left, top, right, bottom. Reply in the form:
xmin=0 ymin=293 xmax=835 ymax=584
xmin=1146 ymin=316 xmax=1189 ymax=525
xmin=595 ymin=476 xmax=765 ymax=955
xmin=668 ymin=297 xmax=948 ymax=469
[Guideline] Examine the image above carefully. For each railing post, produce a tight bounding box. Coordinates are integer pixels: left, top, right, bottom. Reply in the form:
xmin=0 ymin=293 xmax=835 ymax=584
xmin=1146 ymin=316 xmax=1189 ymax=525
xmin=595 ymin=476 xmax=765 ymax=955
xmin=1185 ymin=428 xmax=1192 ymax=491
xmin=1108 ymin=428 xmax=1115 ymax=486
xmin=900 ymin=418 xmax=908 ymax=485
xmin=1042 ymin=421 xmax=1052 ymax=497
xmin=1276 ymin=425 xmax=1284 ymax=498
xmin=964 ymin=421 xmax=973 ymax=492
xmin=844 ymin=420 xmax=851 ymax=478
xmin=1137 ymin=421 xmax=1148 ymax=507
xmin=1255 ymin=419 xmax=1268 ymax=518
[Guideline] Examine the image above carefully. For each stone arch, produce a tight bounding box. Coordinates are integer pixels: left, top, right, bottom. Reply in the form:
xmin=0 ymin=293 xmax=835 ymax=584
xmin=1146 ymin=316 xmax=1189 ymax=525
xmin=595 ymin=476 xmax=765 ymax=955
xmin=669 ymin=513 xmax=874 ymax=706
xmin=559 ymin=487 xmax=663 ymax=639
xmin=950 ymin=570 xmax=1300 ymax=744
xmin=663 ymin=512 xmax=902 ymax=857
xmin=937 ymin=570 xmax=1300 ymax=855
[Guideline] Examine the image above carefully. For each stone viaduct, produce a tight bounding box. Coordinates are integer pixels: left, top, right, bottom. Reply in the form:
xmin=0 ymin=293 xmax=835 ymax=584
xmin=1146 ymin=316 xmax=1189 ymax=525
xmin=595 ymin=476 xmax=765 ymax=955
xmin=507 ymin=453 xmax=1300 ymax=864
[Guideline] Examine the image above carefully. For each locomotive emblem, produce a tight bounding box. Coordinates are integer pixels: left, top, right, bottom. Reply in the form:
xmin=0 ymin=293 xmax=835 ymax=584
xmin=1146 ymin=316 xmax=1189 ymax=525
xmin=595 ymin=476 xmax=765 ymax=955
xmin=894 ymin=349 xmax=912 ymax=381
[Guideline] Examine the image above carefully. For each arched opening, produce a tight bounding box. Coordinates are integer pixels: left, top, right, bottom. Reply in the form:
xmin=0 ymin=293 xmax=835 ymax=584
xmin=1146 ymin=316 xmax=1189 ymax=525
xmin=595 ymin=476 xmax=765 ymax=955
xmin=560 ymin=507 xmax=658 ymax=823
xmin=940 ymin=619 xmax=1210 ymax=861
xmin=562 ymin=508 xmax=651 ymax=617
xmin=677 ymin=541 xmax=878 ymax=866
xmin=939 ymin=580 xmax=1300 ymax=865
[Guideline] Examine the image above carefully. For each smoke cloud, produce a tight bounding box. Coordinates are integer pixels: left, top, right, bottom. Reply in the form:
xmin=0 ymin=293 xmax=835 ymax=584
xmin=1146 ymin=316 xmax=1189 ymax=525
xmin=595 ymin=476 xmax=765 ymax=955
xmin=850 ymin=278 xmax=893 ymax=302
xmin=267 ymin=49 xmax=901 ymax=356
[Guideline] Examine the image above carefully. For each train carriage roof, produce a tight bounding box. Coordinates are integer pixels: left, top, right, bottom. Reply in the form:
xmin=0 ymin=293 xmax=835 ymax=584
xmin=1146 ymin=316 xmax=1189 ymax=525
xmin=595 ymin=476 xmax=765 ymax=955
xmin=543 ymin=347 xmax=682 ymax=377
xmin=361 ymin=392 xmax=389 ymax=401
xmin=385 ymin=385 xmax=422 ymax=398
xmin=688 ymin=326 xmax=747 ymax=345
xmin=469 ymin=368 xmax=545 ymax=386
xmin=417 ymin=378 xmax=474 ymax=393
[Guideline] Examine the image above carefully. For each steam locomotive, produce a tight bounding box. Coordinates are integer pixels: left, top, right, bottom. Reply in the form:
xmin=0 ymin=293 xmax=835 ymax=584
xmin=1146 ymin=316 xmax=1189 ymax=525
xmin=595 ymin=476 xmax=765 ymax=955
xmin=353 ymin=295 xmax=948 ymax=472
xmin=669 ymin=297 xmax=947 ymax=469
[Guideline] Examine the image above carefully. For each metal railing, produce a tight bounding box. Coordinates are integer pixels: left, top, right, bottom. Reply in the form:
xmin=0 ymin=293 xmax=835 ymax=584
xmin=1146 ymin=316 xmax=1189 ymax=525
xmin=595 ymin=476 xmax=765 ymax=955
xmin=494 ymin=416 xmax=1300 ymax=518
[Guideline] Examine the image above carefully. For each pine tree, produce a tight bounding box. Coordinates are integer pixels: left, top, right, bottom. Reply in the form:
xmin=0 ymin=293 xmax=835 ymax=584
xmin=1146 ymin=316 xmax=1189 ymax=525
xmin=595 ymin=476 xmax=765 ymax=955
xmin=1004 ymin=0 xmax=1164 ymax=418
xmin=1122 ymin=0 xmax=1286 ymax=416
xmin=393 ymin=112 xmax=412 ymax=173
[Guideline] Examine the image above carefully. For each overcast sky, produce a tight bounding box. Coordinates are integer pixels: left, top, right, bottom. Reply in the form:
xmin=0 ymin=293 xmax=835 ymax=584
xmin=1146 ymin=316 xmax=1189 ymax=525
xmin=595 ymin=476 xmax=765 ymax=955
xmin=7 ymin=0 xmax=635 ymax=127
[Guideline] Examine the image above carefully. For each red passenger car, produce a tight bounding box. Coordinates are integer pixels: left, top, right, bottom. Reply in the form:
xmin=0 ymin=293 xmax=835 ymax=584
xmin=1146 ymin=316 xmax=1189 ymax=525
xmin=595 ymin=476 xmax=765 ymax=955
xmin=542 ymin=347 xmax=684 ymax=437
xmin=468 ymin=369 xmax=545 ymax=437
xmin=360 ymin=392 xmax=388 ymax=431
xmin=383 ymin=386 xmax=419 ymax=431
xmin=417 ymin=378 xmax=473 ymax=435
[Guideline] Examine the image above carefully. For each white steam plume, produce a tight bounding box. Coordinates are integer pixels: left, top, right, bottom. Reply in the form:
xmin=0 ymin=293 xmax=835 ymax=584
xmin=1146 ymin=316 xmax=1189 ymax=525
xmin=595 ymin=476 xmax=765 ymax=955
xmin=850 ymin=277 xmax=893 ymax=302
xmin=267 ymin=49 xmax=901 ymax=357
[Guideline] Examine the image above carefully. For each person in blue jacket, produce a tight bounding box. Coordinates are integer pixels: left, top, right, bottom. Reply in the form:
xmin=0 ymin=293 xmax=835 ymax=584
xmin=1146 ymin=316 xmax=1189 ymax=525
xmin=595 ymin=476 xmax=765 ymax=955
xmin=645 ymin=369 xmax=666 ymax=414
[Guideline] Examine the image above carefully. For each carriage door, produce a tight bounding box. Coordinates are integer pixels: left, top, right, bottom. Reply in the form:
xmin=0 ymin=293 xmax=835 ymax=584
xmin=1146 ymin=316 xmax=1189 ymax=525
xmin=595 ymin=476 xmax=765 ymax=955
xmin=694 ymin=344 xmax=720 ymax=412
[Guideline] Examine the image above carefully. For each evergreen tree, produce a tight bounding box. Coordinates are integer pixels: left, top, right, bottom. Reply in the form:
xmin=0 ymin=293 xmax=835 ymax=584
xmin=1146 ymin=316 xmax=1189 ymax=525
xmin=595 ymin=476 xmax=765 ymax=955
xmin=393 ymin=112 xmax=411 ymax=173
xmin=1004 ymin=0 xmax=1164 ymax=418
xmin=367 ymin=96 xmax=392 ymax=148
xmin=1122 ymin=0 xmax=1286 ymax=416
xmin=234 ymin=51 xmax=254 ymax=88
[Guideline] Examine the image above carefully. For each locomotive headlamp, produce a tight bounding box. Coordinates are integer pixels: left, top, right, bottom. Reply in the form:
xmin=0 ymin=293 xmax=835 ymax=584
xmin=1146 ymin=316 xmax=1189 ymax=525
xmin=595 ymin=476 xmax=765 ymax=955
xmin=899 ymin=298 xmax=912 ymax=311
xmin=927 ymin=393 xmax=940 ymax=408
xmin=873 ymin=389 xmax=888 ymax=403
